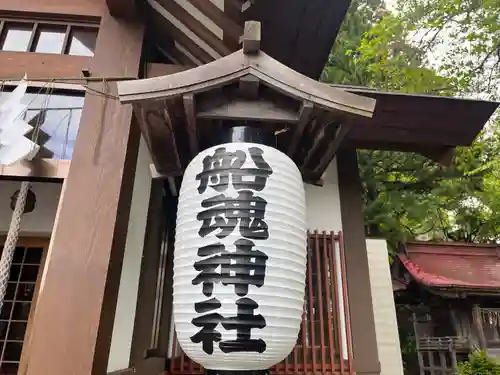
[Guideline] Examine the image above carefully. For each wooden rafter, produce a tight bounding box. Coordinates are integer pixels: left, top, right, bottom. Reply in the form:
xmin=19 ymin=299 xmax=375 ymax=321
xmin=186 ymin=0 xmax=243 ymax=44
xmin=155 ymin=0 xmax=232 ymax=57
xmin=183 ymin=93 xmax=199 ymax=156
xmin=288 ymin=101 xmax=314 ymax=156
xmin=314 ymin=124 xmax=350 ymax=175
xmin=149 ymin=0 xmax=215 ymax=64
xmin=301 ymin=116 xmax=336 ymax=169
xmin=133 ymin=101 xmax=182 ymax=175
xmin=197 ymin=99 xmax=298 ymax=123
xmin=158 ymin=42 xmax=197 ymax=67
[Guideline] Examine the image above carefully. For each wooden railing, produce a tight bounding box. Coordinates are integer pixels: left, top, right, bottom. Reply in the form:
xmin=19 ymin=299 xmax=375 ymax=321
xmin=418 ymin=336 xmax=470 ymax=351
xmin=166 ymin=231 xmax=354 ymax=375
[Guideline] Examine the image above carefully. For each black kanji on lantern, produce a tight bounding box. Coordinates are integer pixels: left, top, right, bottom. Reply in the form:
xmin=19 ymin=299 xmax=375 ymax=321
xmin=196 ymin=147 xmax=273 ymax=194
xmin=220 ymin=297 xmax=267 ymax=353
xmin=195 ymin=297 xmax=222 ymax=314
xmin=192 ymin=239 xmax=268 ymax=297
xmin=197 ymin=191 xmax=269 ymax=240
xmin=191 ymin=145 xmax=272 ymax=355
xmin=191 ymin=312 xmax=223 ymax=355
xmin=191 ymin=297 xmax=267 ymax=355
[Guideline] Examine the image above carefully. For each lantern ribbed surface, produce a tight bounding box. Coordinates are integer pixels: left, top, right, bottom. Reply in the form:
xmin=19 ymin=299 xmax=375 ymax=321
xmin=174 ymin=142 xmax=307 ymax=371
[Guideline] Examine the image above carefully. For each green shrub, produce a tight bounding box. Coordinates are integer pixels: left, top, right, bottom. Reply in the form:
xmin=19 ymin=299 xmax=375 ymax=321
xmin=457 ymin=351 xmax=500 ymax=375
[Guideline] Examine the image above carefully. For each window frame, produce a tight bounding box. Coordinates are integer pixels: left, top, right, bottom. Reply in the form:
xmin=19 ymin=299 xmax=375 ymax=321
xmin=0 ymin=236 xmax=50 ymax=375
xmin=0 ymin=18 xmax=98 ymax=56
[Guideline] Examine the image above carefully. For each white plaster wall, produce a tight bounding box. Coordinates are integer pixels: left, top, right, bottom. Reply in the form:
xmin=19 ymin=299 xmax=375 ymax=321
xmin=304 ymin=160 xmax=342 ymax=232
xmin=366 ymin=239 xmax=404 ymax=375
xmin=107 ymin=137 xmax=153 ymax=372
xmin=0 ymin=181 xmax=62 ymax=235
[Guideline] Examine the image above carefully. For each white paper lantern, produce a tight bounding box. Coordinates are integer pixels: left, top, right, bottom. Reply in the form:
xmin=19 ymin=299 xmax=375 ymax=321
xmin=174 ymin=142 xmax=307 ymax=371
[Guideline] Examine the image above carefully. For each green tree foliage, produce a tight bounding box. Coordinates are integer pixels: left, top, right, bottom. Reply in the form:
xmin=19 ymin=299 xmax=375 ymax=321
xmin=458 ymin=351 xmax=500 ymax=375
xmin=396 ymin=0 xmax=500 ymax=96
xmin=322 ymin=0 xmax=500 ymax=248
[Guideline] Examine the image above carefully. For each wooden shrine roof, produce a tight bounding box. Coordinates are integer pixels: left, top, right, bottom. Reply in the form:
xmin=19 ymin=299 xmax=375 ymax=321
xmin=117 ymin=20 xmax=498 ymax=185
xmin=118 ymin=23 xmax=377 ymax=184
xmin=397 ymin=241 xmax=500 ymax=295
xmin=335 ymin=85 xmax=499 ymax=152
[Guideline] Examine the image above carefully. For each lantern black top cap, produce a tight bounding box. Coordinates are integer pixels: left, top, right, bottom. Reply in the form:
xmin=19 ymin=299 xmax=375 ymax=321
xmin=218 ymin=125 xmax=276 ymax=148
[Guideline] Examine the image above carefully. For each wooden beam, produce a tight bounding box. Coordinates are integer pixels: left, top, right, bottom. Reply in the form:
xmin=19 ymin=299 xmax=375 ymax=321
xmin=0 ymin=159 xmax=70 ymax=180
xmin=242 ymin=21 xmax=261 ymax=54
xmin=301 ymin=113 xmax=335 ymax=169
xmin=151 ymin=10 xmax=213 ymax=64
xmin=314 ymin=124 xmax=350 ymax=175
xmin=197 ymin=99 xmax=298 ymax=123
xmin=134 ymin=101 xmax=182 ymax=176
xmin=0 ymin=52 xmax=91 ymax=81
xmin=183 ymin=94 xmax=199 ymax=157
xmin=21 ymin=12 xmax=145 ymax=375
xmin=157 ymin=0 xmax=232 ymax=56
xmin=419 ymin=146 xmax=455 ymax=167
xmin=165 ymin=43 xmax=198 ymax=67
xmin=224 ymin=0 xmax=244 ymax=50
xmin=288 ymin=101 xmax=314 ymax=156
xmin=186 ymin=0 xmax=243 ymax=44
xmin=106 ymin=0 xmax=139 ymax=19
xmin=239 ymin=75 xmax=260 ymax=99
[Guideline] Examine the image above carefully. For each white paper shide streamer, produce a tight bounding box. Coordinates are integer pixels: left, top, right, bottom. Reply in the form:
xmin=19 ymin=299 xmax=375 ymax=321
xmin=0 ymin=76 xmax=40 ymax=165
xmin=174 ymin=142 xmax=307 ymax=370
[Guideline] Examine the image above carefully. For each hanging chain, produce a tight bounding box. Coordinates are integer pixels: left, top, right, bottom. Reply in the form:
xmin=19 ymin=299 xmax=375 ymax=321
xmin=0 ymin=181 xmax=30 ymax=312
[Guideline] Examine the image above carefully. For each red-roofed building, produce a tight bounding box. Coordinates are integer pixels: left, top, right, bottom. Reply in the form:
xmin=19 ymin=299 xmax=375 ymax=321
xmin=392 ymin=241 xmax=500 ymax=375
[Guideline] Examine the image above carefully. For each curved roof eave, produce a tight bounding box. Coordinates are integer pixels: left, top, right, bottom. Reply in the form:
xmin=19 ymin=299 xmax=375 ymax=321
xmin=118 ymin=49 xmax=376 ymax=118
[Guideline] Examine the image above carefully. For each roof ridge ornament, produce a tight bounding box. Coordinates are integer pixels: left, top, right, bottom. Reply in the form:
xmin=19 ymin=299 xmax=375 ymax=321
xmin=242 ymin=21 xmax=261 ymax=55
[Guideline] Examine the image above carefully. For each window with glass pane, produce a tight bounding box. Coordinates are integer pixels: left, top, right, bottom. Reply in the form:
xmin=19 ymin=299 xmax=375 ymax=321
xmin=23 ymin=93 xmax=84 ymax=159
xmin=32 ymin=26 xmax=67 ymax=54
xmin=0 ymin=23 xmax=34 ymax=52
xmin=0 ymin=89 xmax=84 ymax=160
xmin=67 ymin=28 xmax=97 ymax=57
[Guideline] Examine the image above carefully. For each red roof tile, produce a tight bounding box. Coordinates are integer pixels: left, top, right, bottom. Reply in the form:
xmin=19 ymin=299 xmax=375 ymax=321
xmin=399 ymin=242 xmax=500 ymax=290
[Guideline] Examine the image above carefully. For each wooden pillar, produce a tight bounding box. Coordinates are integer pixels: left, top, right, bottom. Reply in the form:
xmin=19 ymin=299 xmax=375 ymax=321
xmin=21 ymin=11 xmax=144 ymax=375
xmin=472 ymin=304 xmax=487 ymax=349
xmin=337 ymin=148 xmax=381 ymax=375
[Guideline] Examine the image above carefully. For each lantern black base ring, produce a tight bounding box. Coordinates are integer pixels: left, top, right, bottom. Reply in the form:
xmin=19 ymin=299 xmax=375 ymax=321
xmin=205 ymin=370 xmax=268 ymax=375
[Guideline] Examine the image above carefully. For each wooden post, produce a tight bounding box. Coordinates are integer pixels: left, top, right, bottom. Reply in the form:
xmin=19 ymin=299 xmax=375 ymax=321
xmin=450 ymin=348 xmax=458 ymax=373
xmin=472 ymin=304 xmax=487 ymax=349
xmin=337 ymin=149 xmax=381 ymax=375
xmin=20 ymin=11 xmax=144 ymax=375
xmin=413 ymin=313 xmax=426 ymax=375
